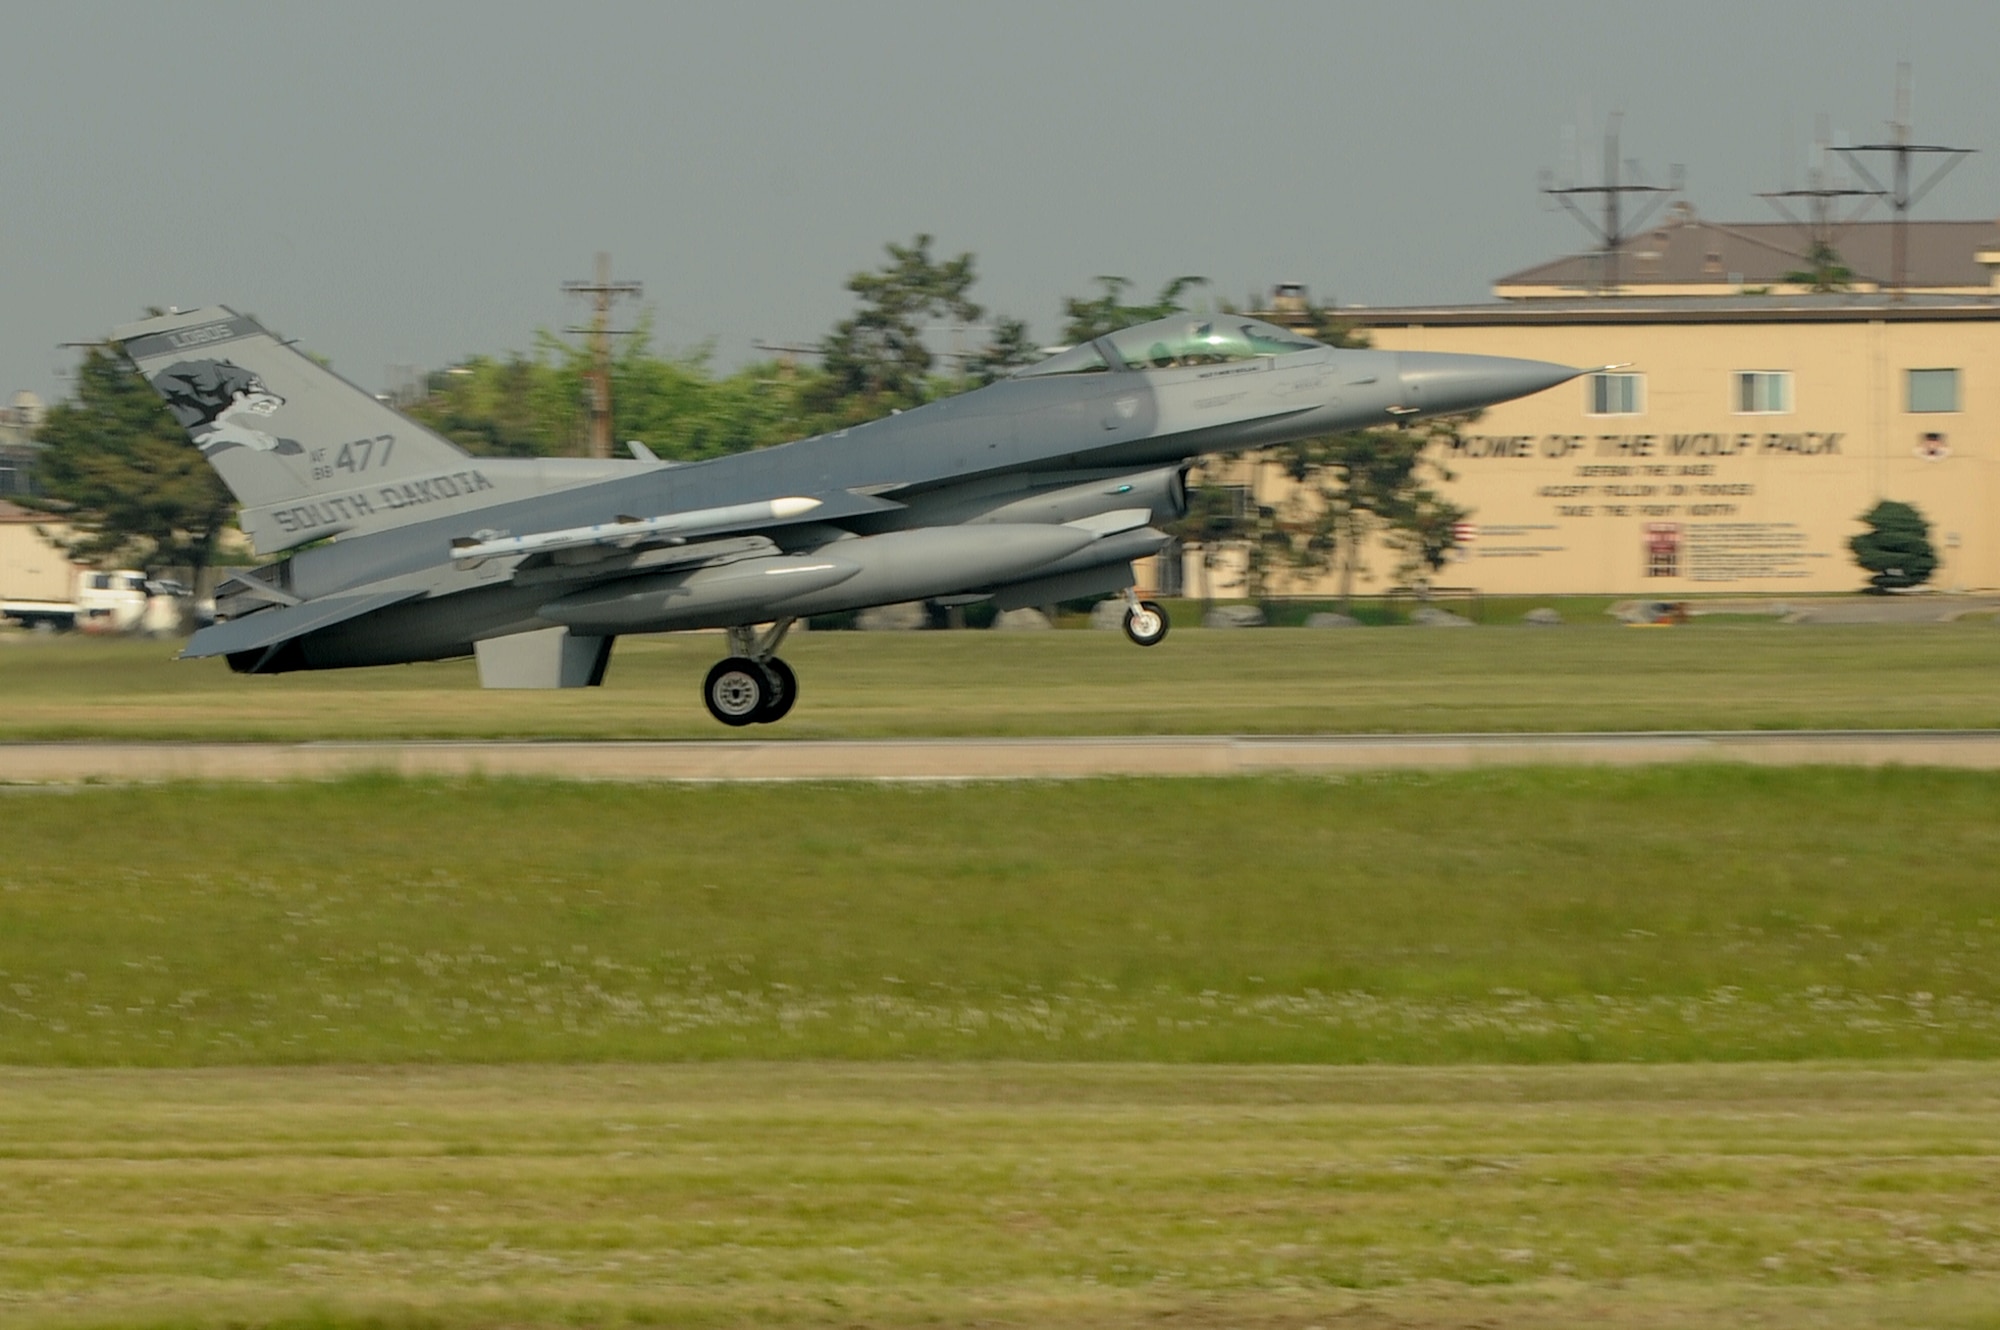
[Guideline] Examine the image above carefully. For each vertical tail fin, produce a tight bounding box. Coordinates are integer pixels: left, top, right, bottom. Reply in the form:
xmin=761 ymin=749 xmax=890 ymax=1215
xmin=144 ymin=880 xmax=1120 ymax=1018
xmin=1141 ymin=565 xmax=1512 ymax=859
xmin=114 ymin=306 xmax=489 ymax=554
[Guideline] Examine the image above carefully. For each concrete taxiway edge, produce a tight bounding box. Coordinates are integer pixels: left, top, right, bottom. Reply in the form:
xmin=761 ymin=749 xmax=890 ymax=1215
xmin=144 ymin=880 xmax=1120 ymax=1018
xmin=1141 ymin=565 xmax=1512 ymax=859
xmin=6 ymin=732 xmax=2000 ymax=784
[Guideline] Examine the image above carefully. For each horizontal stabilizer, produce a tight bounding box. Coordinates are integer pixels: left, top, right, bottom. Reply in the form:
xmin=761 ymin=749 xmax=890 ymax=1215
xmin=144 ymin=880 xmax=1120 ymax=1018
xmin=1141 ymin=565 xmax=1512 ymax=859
xmin=182 ymin=588 xmax=423 ymax=660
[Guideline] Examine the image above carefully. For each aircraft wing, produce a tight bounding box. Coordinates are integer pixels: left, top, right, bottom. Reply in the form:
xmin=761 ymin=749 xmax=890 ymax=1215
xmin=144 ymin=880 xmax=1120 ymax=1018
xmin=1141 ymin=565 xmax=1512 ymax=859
xmin=181 ymin=588 xmax=424 ymax=660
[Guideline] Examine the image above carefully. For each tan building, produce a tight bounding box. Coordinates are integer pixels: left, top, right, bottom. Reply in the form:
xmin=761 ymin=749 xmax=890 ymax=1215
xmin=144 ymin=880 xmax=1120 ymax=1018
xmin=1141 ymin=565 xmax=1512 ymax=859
xmin=0 ymin=499 xmax=78 ymax=604
xmin=1157 ymin=288 xmax=2000 ymax=598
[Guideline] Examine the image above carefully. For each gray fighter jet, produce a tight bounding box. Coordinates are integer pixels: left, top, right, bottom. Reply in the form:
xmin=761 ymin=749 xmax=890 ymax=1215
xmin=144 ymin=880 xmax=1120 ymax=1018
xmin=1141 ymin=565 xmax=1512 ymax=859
xmin=114 ymin=306 xmax=1581 ymax=725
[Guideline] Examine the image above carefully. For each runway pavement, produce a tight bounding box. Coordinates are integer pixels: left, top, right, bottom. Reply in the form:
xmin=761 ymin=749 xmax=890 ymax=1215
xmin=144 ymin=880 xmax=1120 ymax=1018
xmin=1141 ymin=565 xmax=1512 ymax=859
xmin=6 ymin=731 xmax=2000 ymax=783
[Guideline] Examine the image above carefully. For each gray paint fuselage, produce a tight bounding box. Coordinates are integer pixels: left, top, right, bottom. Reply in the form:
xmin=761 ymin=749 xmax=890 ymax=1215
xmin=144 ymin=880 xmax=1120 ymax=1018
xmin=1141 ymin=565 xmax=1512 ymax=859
xmin=290 ymin=349 xmax=1355 ymax=599
xmin=273 ymin=342 xmax=1569 ymax=667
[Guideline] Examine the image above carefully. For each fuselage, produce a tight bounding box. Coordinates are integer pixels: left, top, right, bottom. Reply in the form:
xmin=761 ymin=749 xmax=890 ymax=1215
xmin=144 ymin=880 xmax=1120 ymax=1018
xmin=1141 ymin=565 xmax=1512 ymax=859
xmin=233 ymin=317 xmax=1581 ymax=669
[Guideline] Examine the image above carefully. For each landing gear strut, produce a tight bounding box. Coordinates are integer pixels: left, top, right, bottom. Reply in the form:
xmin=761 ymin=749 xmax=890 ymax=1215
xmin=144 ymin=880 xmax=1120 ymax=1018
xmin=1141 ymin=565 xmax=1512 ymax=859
xmin=1121 ymin=589 xmax=1169 ymax=647
xmin=702 ymin=619 xmax=798 ymax=726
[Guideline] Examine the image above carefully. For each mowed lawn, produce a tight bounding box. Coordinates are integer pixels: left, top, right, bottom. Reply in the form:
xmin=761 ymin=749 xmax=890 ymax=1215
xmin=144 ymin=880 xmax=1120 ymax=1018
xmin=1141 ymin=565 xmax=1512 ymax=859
xmin=2 ymin=618 xmax=1999 ymax=739
xmin=3 ymin=768 xmax=1998 ymax=1064
xmin=1 ymin=1063 xmax=1996 ymax=1330
xmin=6 ymin=771 xmax=2000 ymax=1329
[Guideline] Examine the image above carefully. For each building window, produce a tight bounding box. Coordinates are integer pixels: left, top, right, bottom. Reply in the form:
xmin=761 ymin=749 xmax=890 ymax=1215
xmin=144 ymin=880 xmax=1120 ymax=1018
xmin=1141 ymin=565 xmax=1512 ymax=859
xmin=1907 ymin=368 xmax=1960 ymax=413
xmin=1734 ymin=371 xmax=1792 ymax=414
xmin=1586 ymin=372 xmax=1643 ymax=415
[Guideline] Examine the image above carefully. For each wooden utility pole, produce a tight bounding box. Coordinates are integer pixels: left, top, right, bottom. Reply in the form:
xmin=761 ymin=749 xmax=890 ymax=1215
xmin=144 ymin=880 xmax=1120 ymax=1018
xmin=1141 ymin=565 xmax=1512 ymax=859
xmin=562 ymin=252 xmax=642 ymax=458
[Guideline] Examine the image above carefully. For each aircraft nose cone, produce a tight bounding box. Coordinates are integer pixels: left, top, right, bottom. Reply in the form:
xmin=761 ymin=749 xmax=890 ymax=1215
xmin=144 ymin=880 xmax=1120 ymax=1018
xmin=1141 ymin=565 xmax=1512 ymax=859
xmin=1397 ymin=352 xmax=1584 ymax=416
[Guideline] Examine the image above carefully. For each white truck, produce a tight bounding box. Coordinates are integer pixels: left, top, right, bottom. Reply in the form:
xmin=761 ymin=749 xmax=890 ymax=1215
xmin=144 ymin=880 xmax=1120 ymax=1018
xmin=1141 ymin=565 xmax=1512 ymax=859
xmin=2 ymin=567 xmax=159 ymax=633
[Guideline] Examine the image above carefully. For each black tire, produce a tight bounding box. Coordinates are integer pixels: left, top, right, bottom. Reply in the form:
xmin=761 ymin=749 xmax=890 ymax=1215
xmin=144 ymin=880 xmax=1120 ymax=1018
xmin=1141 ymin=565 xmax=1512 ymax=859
xmin=1123 ymin=600 xmax=1170 ymax=647
xmin=703 ymin=656 xmax=770 ymax=727
xmin=755 ymin=656 xmax=797 ymax=724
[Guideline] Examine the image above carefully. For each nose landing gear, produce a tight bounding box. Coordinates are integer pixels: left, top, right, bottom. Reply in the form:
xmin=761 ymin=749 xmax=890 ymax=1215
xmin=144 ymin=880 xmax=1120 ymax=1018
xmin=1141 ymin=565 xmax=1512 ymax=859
xmin=1121 ymin=590 xmax=1169 ymax=647
xmin=703 ymin=619 xmax=798 ymax=726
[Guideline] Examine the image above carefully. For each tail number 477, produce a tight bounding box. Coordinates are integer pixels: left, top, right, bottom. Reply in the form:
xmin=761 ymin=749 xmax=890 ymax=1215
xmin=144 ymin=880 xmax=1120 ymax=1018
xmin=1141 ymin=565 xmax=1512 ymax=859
xmin=313 ymin=434 xmax=396 ymax=480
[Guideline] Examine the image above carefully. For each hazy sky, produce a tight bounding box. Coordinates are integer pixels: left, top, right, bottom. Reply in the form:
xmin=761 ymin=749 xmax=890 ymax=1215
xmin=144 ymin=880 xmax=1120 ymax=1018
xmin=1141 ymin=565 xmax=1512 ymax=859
xmin=5 ymin=1 xmax=1997 ymax=402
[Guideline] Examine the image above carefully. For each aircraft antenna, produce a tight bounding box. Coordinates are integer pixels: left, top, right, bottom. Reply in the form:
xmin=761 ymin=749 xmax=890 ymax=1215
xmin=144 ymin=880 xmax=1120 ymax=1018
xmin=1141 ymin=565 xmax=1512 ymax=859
xmin=563 ymin=252 xmax=644 ymax=458
xmin=1538 ymin=113 xmax=1683 ymax=295
xmin=1834 ymin=64 xmax=1974 ymax=300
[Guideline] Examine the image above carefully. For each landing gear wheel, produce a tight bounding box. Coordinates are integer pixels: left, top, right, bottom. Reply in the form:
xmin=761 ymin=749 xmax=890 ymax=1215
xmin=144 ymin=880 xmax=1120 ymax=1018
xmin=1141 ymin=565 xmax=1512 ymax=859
xmin=755 ymin=656 xmax=797 ymax=724
xmin=1123 ymin=600 xmax=1169 ymax=647
xmin=703 ymin=656 xmax=770 ymax=727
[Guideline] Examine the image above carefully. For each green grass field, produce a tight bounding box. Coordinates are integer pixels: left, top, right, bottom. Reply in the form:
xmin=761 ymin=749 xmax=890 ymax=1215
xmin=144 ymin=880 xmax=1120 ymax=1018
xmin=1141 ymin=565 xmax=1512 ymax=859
xmin=4 ymin=769 xmax=1998 ymax=1065
xmin=7 ymin=768 xmax=2000 ymax=1326
xmin=3 ymin=1063 xmax=1996 ymax=1330
xmin=2 ymin=617 xmax=1998 ymax=739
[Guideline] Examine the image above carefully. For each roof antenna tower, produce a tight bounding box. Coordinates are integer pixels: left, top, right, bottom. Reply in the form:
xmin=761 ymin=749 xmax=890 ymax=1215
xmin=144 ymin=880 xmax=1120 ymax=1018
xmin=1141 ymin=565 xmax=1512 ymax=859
xmin=1758 ymin=113 xmax=1879 ymax=272
xmin=1539 ymin=113 xmax=1683 ymax=295
xmin=1835 ymin=65 xmax=1974 ymax=300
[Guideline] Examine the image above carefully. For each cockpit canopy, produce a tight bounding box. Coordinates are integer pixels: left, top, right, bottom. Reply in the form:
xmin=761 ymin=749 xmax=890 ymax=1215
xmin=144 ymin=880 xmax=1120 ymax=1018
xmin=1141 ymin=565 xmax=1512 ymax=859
xmin=1017 ymin=316 xmax=1323 ymax=378
xmin=1106 ymin=317 xmax=1323 ymax=369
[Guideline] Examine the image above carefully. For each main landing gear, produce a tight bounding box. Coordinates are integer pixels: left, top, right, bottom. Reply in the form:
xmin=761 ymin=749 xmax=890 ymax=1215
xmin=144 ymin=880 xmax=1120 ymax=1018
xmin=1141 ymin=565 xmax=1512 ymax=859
xmin=703 ymin=619 xmax=797 ymax=727
xmin=701 ymin=594 xmax=1165 ymax=726
xmin=1121 ymin=589 xmax=1169 ymax=647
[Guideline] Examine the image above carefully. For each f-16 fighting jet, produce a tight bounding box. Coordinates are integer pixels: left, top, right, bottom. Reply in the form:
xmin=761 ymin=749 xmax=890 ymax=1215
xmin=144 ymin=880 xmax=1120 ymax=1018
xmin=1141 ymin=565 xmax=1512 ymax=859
xmin=115 ymin=306 xmax=1582 ymax=725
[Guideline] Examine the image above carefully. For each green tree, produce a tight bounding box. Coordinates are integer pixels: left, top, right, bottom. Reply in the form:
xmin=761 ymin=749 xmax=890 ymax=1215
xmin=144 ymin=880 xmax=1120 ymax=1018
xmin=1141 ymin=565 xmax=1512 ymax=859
xmin=809 ymin=234 xmax=984 ymax=424
xmin=34 ymin=344 xmax=236 ymax=592
xmin=1248 ymin=307 xmax=1465 ymax=603
xmin=1261 ymin=415 xmax=1471 ymax=607
xmin=962 ymin=315 xmax=1040 ymax=386
xmin=1849 ymin=499 xmax=1937 ymax=592
xmin=411 ymin=240 xmax=1030 ymax=460
xmin=1059 ymin=276 xmax=1207 ymax=345
xmin=1165 ymin=306 xmax=1468 ymax=605
xmin=1167 ymin=482 xmax=1256 ymax=607
xmin=1782 ymin=240 xmax=1855 ymax=293
xmin=409 ymin=350 xmax=579 ymax=457
xmin=407 ymin=320 xmax=819 ymax=464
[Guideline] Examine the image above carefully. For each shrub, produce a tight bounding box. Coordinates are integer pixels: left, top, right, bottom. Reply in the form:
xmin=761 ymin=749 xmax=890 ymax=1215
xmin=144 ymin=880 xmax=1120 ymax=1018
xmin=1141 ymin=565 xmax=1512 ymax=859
xmin=1849 ymin=499 xmax=1937 ymax=592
